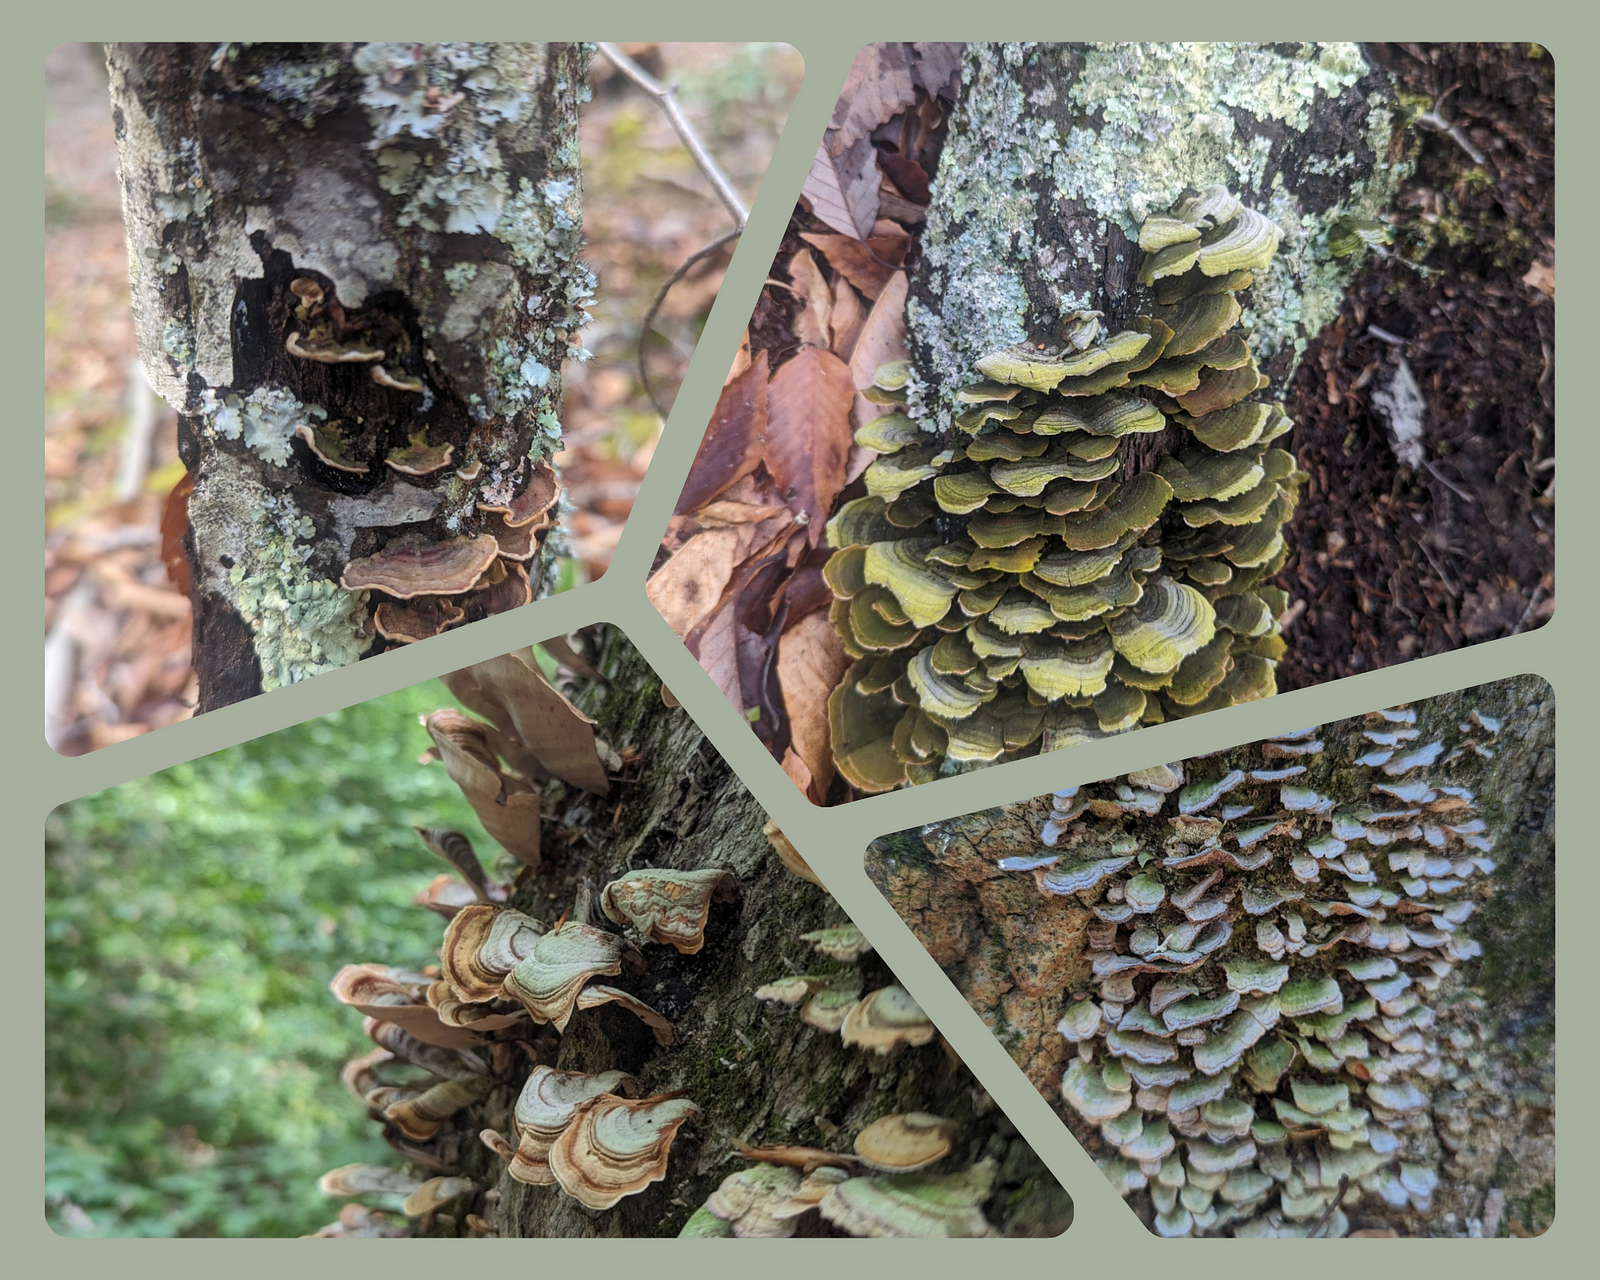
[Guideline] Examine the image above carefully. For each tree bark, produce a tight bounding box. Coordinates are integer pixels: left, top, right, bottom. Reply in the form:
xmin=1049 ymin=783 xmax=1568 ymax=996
xmin=108 ymin=43 xmax=590 ymax=710
xmin=867 ymin=675 xmax=1555 ymax=1236
xmin=907 ymin=42 xmax=1412 ymax=430
xmin=413 ymin=629 xmax=1070 ymax=1237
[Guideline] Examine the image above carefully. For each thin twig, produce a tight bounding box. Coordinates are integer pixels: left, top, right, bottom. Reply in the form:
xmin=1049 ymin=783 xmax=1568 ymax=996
xmin=637 ymin=226 xmax=742 ymax=416
xmin=1309 ymin=1174 xmax=1351 ymax=1238
xmin=1421 ymin=457 xmax=1479 ymax=505
xmin=595 ymin=43 xmax=748 ymax=229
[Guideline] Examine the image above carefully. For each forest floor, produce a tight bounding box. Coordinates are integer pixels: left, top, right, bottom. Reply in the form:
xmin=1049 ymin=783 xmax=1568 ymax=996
xmin=1276 ymin=43 xmax=1555 ymax=686
xmin=43 ymin=42 xmax=800 ymax=754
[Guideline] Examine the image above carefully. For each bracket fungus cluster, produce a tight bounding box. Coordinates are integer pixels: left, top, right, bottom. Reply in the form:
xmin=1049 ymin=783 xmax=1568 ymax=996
xmin=872 ymin=686 xmax=1554 ymax=1237
xmin=825 ymin=187 xmax=1304 ymax=791
xmin=312 ymin=639 xmax=1068 ymax=1237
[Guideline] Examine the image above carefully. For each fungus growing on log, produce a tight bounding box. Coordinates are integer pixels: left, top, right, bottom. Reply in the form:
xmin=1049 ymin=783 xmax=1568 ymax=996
xmin=867 ymin=681 xmax=1556 ymax=1237
xmin=825 ymin=187 xmax=1304 ymax=791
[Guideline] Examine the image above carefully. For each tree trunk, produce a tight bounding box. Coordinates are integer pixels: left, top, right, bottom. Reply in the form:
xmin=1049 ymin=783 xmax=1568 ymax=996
xmin=907 ymin=42 xmax=1411 ymax=429
xmin=107 ymin=43 xmax=590 ymax=710
xmin=392 ymin=628 xmax=1069 ymax=1238
xmin=867 ymin=675 xmax=1555 ymax=1237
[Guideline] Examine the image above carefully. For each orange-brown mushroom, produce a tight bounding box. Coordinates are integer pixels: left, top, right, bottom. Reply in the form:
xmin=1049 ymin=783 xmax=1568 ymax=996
xmin=547 ymin=1091 xmax=700 ymax=1210
xmin=374 ymin=596 xmax=466 ymax=644
xmin=840 ymin=985 xmax=937 ymax=1054
xmin=478 ymin=561 xmax=532 ymax=614
xmin=853 ymin=1113 xmax=954 ymax=1172
xmin=341 ymin=534 xmax=501 ymax=599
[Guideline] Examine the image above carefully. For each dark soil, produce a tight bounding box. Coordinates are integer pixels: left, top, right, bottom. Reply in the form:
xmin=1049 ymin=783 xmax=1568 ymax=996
xmin=1277 ymin=42 xmax=1554 ymax=687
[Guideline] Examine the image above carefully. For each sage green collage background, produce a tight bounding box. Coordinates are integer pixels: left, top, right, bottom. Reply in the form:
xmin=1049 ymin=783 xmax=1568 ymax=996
xmin=18 ymin=4 xmax=1585 ymax=1273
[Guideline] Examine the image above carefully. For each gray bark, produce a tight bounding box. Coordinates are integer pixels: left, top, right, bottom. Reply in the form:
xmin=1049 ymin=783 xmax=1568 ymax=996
xmin=108 ymin=43 xmax=589 ymax=709
xmin=907 ymin=42 xmax=1412 ymax=432
xmin=427 ymin=629 xmax=1071 ymax=1238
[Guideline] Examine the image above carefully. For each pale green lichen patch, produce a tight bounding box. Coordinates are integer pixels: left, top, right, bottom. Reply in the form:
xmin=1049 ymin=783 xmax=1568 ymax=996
xmin=907 ymin=44 xmax=1050 ymax=430
xmin=443 ymin=261 xmax=479 ymax=293
xmin=228 ymin=496 xmax=371 ymax=691
xmin=160 ymin=318 xmax=195 ymax=370
xmin=202 ymin=385 xmax=325 ymax=468
xmin=911 ymin=43 xmax=1412 ymax=427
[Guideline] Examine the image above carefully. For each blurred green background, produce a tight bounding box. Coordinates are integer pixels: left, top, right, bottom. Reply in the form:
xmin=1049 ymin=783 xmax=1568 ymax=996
xmin=45 ymin=680 xmax=499 ymax=1237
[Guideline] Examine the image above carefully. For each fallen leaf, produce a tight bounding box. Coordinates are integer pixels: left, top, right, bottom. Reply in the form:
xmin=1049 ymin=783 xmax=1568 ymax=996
xmin=690 ymin=599 xmax=741 ymax=707
xmin=829 ymin=44 xmax=920 ymax=154
xmin=725 ymin=329 xmax=753 ymax=385
xmin=801 ymin=137 xmax=880 ymax=240
xmin=159 ymin=470 xmax=193 ymax=596
xmin=776 ymin=609 xmax=851 ymax=803
xmin=1522 ymin=257 xmax=1554 ymax=297
xmin=780 ymin=748 xmax=815 ymax=805
xmin=910 ymin=42 xmax=963 ymax=100
xmin=848 ymin=270 xmax=910 ymax=429
xmin=674 ymin=351 xmax=768 ymax=515
xmin=800 ymin=231 xmax=908 ymax=301
xmin=876 ymin=150 xmax=930 ymax=205
xmin=647 ymin=510 xmax=795 ymax=636
xmin=765 ymin=346 xmax=856 ymax=545
xmin=787 ymin=248 xmax=833 ymax=349
xmin=829 ymin=274 xmax=866 ymax=362
xmin=697 ymin=499 xmax=790 ymax=525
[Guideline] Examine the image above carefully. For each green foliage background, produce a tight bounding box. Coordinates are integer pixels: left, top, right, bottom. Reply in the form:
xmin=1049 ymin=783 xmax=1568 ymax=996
xmin=45 ymin=680 xmax=498 ymax=1237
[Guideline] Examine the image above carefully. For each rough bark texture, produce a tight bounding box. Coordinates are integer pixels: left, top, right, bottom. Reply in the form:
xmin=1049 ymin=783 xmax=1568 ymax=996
xmin=906 ymin=42 xmax=1412 ymax=432
xmin=403 ymin=628 xmax=1070 ymax=1238
xmin=867 ymin=675 xmax=1555 ymax=1236
xmin=108 ymin=43 xmax=590 ymax=709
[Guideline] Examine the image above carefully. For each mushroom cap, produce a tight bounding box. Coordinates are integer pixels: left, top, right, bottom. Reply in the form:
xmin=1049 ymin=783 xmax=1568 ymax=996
xmin=818 ymin=1160 xmax=997 ymax=1237
xmin=800 ymin=925 xmax=873 ymax=962
xmin=317 ymin=1162 xmax=424 ymax=1198
xmin=600 ymin=867 xmax=737 ymax=955
xmin=841 ymin=985 xmax=937 ymax=1054
xmin=547 ymin=1092 xmax=701 ymax=1210
xmin=509 ymin=1065 xmax=638 ymax=1185
xmin=382 ymin=1076 xmax=489 ymax=1141
xmin=501 ymin=922 xmax=630 ymax=1029
xmin=477 ymin=560 xmax=533 ymax=614
xmin=375 ymin=596 xmax=466 ymax=643
xmin=574 ymin=984 xmax=676 ymax=1046
xmin=341 ymin=535 xmax=501 ymax=599
xmin=401 ymin=1175 xmax=473 ymax=1218
xmin=440 ymin=904 xmax=545 ymax=1003
xmin=853 ymin=1113 xmax=955 ymax=1172
xmin=703 ymin=1164 xmax=807 ymax=1238
xmin=329 ymin=963 xmax=485 ymax=1049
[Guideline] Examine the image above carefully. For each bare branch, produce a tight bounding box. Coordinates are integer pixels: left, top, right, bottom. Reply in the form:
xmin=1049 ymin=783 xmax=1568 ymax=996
xmin=637 ymin=226 xmax=742 ymax=416
xmin=596 ymin=43 xmax=748 ymax=229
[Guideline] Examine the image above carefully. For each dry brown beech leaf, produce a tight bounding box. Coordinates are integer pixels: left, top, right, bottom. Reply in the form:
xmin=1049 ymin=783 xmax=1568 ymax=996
xmin=829 ymin=43 xmax=921 ymax=154
xmin=802 ymin=136 xmax=880 ymax=241
xmin=848 ymin=270 xmax=910 ymax=433
xmin=830 ymin=274 xmax=867 ymax=363
xmin=675 ymin=351 xmax=769 ymax=516
xmin=800 ymin=231 xmax=909 ymax=302
xmin=777 ymin=608 xmax=851 ymax=803
xmin=766 ymin=346 xmax=856 ymax=546
xmin=788 ymin=248 xmax=833 ymax=350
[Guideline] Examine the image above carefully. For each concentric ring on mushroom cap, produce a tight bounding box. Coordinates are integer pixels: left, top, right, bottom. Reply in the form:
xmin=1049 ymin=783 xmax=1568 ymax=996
xmin=341 ymin=534 xmax=502 ymax=599
xmin=440 ymin=904 xmax=545 ymax=1002
xmin=502 ymin=922 xmax=629 ymax=1030
xmin=854 ymin=1113 xmax=954 ymax=1172
xmin=547 ymin=1092 xmax=701 ymax=1210
xmin=600 ymin=867 xmax=737 ymax=955
xmin=509 ymin=1066 xmax=638 ymax=1186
